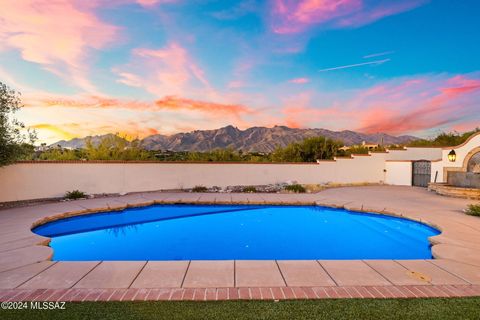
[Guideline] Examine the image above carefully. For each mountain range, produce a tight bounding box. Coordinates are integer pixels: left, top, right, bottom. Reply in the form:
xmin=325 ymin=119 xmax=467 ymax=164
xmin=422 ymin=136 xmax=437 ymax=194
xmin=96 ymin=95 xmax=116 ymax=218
xmin=52 ymin=125 xmax=418 ymax=153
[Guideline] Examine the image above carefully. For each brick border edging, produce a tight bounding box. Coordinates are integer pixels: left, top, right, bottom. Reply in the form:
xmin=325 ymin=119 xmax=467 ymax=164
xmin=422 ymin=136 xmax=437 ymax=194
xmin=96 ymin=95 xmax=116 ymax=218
xmin=1 ymin=285 xmax=479 ymax=302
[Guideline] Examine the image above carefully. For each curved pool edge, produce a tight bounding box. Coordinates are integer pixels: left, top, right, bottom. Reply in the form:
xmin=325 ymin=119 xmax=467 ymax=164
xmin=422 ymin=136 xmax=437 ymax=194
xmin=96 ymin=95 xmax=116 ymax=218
xmin=30 ymin=198 xmax=443 ymax=262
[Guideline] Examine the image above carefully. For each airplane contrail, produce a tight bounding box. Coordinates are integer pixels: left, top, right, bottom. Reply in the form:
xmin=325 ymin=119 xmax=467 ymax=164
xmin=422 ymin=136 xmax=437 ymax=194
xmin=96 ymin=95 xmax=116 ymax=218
xmin=318 ymin=58 xmax=390 ymax=72
xmin=363 ymin=51 xmax=395 ymax=59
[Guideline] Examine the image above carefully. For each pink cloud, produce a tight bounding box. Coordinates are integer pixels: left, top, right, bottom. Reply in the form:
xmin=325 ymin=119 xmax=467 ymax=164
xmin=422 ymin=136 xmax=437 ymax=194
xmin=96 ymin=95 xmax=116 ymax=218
xmin=135 ymin=0 xmax=177 ymax=7
xmin=357 ymin=76 xmax=480 ymax=134
xmin=270 ymin=0 xmax=427 ymax=34
xmin=136 ymin=0 xmax=161 ymax=7
xmin=114 ymin=42 xmax=215 ymax=99
xmin=451 ymin=121 xmax=480 ymax=133
xmin=289 ymin=77 xmax=310 ymax=84
xmin=24 ymin=93 xmax=253 ymax=119
xmin=280 ymin=92 xmax=351 ymax=129
xmin=0 ymin=0 xmax=119 ymax=93
xmin=337 ymin=1 xmax=427 ymax=27
xmin=154 ymin=96 xmax=254 ymax=119
xmin=278 ymin=74 xmax=480 ymax=135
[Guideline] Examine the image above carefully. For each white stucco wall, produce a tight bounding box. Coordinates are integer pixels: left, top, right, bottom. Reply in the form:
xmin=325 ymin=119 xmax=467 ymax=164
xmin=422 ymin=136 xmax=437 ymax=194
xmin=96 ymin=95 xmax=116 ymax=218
xmin=0 ymin=142 xmax=464 ymax=203
xmin=0 ymin=156 xmax=388 ymax=202
xmin=385 ymin=161 xmax=412 ymax=186
xmin=430 ymin=160 xmax=444 ymax=183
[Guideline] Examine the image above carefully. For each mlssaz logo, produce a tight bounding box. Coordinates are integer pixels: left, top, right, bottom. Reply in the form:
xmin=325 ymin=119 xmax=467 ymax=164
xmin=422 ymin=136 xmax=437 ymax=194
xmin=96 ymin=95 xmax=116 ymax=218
xmin=30 ymin=301 xmax=66 ymax=310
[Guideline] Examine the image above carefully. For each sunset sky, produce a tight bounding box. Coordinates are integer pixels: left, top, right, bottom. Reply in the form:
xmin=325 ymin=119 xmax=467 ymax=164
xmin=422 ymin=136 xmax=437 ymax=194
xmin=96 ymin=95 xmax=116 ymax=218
xmin=1 ymin=0 xmax=479 ymax=144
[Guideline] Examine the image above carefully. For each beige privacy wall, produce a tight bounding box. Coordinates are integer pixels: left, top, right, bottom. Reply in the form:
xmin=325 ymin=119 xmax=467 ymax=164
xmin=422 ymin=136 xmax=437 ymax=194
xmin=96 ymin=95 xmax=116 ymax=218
xmin=0 ymin=147 xmax=444 ymax=202
xmin=0 ymin=154 xmax=388 ymax=202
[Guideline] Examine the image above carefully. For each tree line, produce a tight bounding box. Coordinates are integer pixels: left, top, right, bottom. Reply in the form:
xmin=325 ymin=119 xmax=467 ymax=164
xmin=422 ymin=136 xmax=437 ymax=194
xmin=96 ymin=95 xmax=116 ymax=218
xmin=31 ymin=135 xmax=344 ymax=162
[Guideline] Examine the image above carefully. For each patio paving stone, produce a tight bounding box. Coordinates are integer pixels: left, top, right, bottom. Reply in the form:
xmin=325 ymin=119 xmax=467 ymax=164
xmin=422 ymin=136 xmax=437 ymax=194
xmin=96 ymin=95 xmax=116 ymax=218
xmin=183 ymin=260 xmax=234 ymax=288
xmin=432 ymin=244 xmax=480 ymax=267
xmin=74 ymin=261 xmax=146 ymax=289
xmin=235 ymin=260 xmax=285 ymax=287
xmin=19 ymin=262 xmax=99 ymax=289
xmin=396 ymin=260 xmax=468 ymax=285
xmin=430 ymin=259 xmax=480 ymax=285
xmin=0 ymin=261 xmax=55 ymax=289
xmin=0 ymin=245 xmax=52 ymax=273
xmin=277 ymin=260 xmax=336 ymax=287
xmin=130 ymin=261 xmax=189 ymax=288
xmin=365 ymin=260 xmax=430 ymax=286
xmin=0 ymin=236 xmax=46 ymax=253
xmin=320 ymin=260 xmax=391 ymax=286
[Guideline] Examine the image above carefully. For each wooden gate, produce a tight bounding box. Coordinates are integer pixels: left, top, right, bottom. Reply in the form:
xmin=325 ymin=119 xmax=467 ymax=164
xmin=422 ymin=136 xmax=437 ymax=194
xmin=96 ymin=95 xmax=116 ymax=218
xmin=412 ymin=160 xmax=431 ymax=187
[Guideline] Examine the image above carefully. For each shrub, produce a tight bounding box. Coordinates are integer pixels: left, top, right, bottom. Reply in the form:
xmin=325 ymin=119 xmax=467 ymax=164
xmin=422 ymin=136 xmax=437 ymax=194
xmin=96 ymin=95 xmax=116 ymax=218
xmin=284 ymin=184 xmax=306 ymax=193
xmin=192 ymin=185 xmax=208 ymax=192
xmin=242 ymin=186 xmax=257 ymax=193
xmin=465 ymin=204 xmax=480 ymax=217
xmin=65 ymin=190 xmax=87 ymax=200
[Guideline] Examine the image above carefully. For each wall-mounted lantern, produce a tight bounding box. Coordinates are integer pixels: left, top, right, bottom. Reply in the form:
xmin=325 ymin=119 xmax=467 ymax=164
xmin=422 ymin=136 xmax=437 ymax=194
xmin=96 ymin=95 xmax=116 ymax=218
xmin=448 ymin=150 xmax=456 ymax=162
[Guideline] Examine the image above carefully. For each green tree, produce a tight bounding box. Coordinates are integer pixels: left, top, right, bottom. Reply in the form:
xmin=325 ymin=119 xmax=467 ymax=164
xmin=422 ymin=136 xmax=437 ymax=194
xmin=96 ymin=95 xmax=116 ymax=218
xmin=271 ymin=136 xmax=343 ymax=162
xmin=84 ymin=134 xmax=153 ymax=160
xmin=0 ymin=82 xmax=35 ymax=166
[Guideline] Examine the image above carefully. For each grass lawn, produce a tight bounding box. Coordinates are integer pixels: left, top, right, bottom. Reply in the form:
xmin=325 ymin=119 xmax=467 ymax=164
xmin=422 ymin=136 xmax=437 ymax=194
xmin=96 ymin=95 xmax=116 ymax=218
xmin=3 ymin=298 xmax=480 ymax=320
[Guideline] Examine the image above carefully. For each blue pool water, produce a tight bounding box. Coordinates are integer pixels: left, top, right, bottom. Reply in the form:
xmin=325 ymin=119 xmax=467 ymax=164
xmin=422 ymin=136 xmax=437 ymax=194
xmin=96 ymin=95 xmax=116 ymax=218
xmin=33 ymin=204 xmax=440 ymax=261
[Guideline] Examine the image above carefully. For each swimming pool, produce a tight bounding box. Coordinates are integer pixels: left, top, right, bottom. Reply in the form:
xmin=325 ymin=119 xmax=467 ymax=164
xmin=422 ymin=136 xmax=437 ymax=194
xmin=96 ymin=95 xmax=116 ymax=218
xmin=33 ymin=204 xmax=440 ymax=261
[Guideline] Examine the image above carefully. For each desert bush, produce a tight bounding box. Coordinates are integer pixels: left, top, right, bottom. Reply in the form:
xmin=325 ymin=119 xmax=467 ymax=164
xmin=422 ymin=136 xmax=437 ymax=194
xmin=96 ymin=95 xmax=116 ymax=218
xmin=192 ymin=185 xmax=208 ymax=192
xmin=284 ymin=184 xmax=306 ymax=193
xmin=465 ymin=204 xmax=480 ymax=217
xmin=242 ymin=186 xmax=257 ymax=193
xmin=65 ymin=190 xmax=87 ymax=200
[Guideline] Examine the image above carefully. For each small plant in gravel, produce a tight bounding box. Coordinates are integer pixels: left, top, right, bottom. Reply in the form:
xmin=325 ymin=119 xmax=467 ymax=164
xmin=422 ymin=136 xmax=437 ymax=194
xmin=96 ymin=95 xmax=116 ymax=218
xmin=242 ymin=186 xmax=257 ymax=193
xmin=465 ymin=204 xmax=480 ymax=217
xmin=284 ymin=184 xmax=306 ymax=193
xmin=192 ymin=185 xmax=208 ymax=192
xmin=65 ymin=190 xmax=87 ymax=200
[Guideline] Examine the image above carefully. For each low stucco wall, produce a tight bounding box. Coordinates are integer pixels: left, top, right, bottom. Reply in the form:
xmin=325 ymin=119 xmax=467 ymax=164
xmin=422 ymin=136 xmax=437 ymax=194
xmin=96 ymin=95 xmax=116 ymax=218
xmin=0 ymin=157 xmax=388 ymax=202
xmin=0 ymin=145 xmax=454 ymax=203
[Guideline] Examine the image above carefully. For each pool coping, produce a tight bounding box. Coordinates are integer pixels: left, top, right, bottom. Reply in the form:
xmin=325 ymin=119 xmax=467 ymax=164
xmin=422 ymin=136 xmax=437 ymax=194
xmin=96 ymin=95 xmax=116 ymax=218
xmin=1 ymin=186 xmax=480 ymax=300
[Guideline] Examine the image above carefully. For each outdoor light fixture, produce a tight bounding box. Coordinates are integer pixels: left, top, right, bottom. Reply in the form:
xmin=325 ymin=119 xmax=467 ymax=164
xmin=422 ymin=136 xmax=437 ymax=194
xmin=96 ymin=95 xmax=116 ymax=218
xmin=448 ymin=150 xmax=456 ymax=162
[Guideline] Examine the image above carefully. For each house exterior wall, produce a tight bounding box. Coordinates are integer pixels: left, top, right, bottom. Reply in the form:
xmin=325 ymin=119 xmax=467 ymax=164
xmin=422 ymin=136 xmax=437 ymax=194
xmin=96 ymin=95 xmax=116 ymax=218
xmin=431 ymin=133 xmax=480 ymax=183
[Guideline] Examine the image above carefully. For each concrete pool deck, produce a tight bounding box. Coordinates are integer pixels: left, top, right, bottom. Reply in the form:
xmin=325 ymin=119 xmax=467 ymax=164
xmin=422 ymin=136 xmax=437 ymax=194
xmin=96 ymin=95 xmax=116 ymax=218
xmin=1 ymin=186 xmax=480 ymax=301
